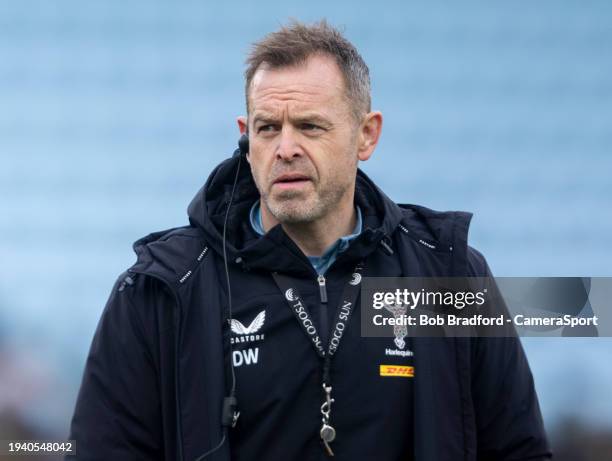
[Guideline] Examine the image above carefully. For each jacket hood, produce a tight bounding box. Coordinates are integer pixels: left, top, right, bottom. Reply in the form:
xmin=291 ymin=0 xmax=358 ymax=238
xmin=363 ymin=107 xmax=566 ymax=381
xmin=186 ymin=155 xmax=405 ymax=276
xmin=130 ymin=154 xmax=473 ymax=283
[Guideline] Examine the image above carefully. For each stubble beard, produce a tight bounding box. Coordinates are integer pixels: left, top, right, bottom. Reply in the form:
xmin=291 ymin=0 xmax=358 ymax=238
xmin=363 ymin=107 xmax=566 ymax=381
xmin=259 ymin=178 xmax=350 ymax=225
xmin=251 ymin=143 xmax=359 ymax=225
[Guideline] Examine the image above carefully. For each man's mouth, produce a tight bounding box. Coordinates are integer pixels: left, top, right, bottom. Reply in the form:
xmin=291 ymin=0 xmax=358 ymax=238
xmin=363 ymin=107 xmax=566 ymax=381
xmin=273 ymin=174 xmax=312 ymax=189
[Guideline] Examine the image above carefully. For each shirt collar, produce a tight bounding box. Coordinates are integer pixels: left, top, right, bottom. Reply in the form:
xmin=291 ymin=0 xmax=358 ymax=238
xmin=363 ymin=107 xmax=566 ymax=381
xmin=249 ymin=200 xmax=363 ymax=253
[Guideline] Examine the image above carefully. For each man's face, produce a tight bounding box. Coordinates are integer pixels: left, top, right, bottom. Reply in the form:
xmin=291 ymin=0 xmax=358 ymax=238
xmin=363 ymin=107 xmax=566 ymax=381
xmin=242 ymin=54 xmax=361 ymax=225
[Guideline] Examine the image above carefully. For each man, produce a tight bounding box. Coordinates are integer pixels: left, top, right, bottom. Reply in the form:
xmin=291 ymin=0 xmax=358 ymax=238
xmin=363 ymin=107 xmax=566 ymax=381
xmin=68 ymin=20 xmax=552 ymax=460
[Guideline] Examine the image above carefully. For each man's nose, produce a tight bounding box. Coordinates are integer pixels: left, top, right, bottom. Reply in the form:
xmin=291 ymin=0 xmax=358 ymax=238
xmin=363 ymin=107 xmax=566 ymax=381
xmin=275 ymin=126 xmax=302 ymax=161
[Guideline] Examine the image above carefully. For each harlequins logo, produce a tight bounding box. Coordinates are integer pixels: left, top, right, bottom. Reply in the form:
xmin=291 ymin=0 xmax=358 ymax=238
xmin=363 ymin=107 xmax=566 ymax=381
xmin=384 ymin=303 xmax=408 ymax=350
xmin=230 ymin=310 xmax=266 ymax=345
xmin=382 ymin=302 xmax=414 ymax=359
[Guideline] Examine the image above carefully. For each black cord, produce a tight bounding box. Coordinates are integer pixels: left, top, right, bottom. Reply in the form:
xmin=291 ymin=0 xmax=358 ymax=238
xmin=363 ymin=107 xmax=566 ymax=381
xmin=194 ymin=431 xmax=227 ymax=461
xmin=193 ymin=154 xmax=242 ymax=461
xmin=223 ymin=154 xmax=241 ymax=398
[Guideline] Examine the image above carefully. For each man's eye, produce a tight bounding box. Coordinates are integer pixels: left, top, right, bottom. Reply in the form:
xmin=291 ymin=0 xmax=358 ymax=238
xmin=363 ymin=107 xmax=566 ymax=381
xmin=301 ymin=123 xmax=321 ymax=131
xmin=257 ymin=124 xmax=277 ymax=133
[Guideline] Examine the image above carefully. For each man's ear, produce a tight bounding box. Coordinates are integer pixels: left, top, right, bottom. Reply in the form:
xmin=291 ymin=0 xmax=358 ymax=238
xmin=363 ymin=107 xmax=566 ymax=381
xmin=237 ymin=116 xmax=248 ymax=135
xmin=357 ymin=111 xmax=383 ymax=162
xmin=237 ymin=116 xmax=250 ymax=161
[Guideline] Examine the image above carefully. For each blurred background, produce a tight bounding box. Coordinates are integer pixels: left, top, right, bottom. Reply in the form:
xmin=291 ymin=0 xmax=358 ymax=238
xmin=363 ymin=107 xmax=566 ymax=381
xmin=1 ymin=1 xmax=611 ymax=459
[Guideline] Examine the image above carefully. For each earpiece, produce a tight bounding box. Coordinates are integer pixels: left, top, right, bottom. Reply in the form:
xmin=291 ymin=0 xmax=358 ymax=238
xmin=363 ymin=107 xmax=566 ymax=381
xmin=238 ymin=134 xmax=249 ymax=157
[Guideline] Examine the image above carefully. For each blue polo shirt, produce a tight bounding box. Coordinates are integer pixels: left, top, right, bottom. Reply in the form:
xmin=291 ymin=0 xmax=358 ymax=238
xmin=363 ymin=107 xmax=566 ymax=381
xmin=249 ymin=200 xmax=363 ymax=275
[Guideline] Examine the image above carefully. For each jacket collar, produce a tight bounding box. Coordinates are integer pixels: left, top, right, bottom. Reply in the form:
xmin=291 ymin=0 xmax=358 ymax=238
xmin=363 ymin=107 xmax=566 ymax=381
xmin=186 ymin=155 xmax=404 ymax=276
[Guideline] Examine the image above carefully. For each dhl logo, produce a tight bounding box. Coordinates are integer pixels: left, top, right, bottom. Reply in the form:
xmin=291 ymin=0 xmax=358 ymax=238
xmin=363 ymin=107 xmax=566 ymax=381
xmin=379 ymin=365 xmax=414 ymax=378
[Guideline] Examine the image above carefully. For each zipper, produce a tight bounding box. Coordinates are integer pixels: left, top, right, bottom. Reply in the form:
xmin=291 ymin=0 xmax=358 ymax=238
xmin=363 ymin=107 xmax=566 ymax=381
xmin=127 ymin=268 xmax=185 ymax=461
xmin=318 ymin=274 xmax=329 ymax=346
xmin=318 ymin=275 xmax=328 ymax=304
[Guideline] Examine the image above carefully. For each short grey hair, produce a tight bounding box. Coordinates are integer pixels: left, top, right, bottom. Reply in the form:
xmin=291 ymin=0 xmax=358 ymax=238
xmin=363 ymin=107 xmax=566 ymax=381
xmin=244 ymin=19 xmax=371 ymax=121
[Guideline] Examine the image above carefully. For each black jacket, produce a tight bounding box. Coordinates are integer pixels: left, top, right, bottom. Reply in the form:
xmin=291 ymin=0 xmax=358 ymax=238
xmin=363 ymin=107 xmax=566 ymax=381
xmin=68 ymin=154 xmax=552 ymax=460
